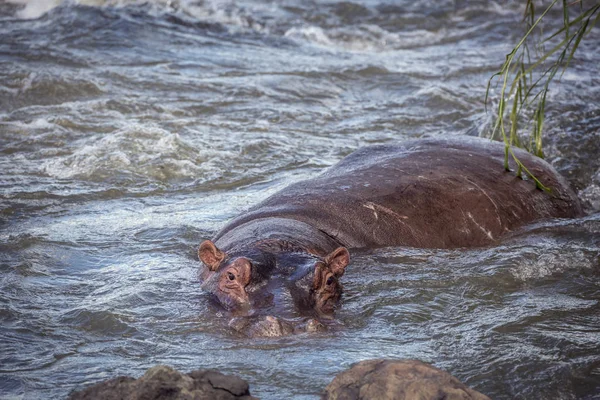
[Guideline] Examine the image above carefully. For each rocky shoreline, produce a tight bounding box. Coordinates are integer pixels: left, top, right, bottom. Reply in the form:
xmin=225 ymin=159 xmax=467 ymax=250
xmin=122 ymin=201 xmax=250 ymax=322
xmin=69 ymin=359 xmax=490 ymax=400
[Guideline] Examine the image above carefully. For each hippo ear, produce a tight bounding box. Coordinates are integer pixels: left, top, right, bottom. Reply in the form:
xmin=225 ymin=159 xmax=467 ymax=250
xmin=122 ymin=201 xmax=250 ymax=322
xmin=324 ymin=247 xmax=350 ymax=277
xmin=198 ymin=240 xmax=225 ymax=271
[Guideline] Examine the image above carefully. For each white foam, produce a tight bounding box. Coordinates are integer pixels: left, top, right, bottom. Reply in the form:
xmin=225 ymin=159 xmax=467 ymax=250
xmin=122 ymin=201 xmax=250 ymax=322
xmin=285 ymin=26 xmax=335 ymax=48
xmin=40 ymin=125 xmax=214 ymax=181
xmin=7 ymin=0 xmax=62 ymax=19
xmin=7 ymin=0 xmax=186 ymax=20
xmin=8 ymin=0 xmax=276 ymax=39
xmin=5 ymin=117 xmax=56 ymax=130
xmin=579 ymin=169 xmax=600 ymax=212
xmin=284 ymin=23 xmax=445 ymax=53
xmin=511 ymin=250 xmax=595 ymax=281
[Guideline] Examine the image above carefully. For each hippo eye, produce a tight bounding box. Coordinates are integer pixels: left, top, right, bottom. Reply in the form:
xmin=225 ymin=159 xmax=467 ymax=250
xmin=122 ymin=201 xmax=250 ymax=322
xmin=326 ymin=276 xmax=334 ymax=286
xmin=227 ymin=272 xmax=235 ymax=281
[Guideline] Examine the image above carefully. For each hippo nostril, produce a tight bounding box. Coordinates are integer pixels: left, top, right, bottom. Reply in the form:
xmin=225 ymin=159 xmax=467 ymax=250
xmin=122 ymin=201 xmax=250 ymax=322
xmin=305 ymin=318 xmax=325 ymax=332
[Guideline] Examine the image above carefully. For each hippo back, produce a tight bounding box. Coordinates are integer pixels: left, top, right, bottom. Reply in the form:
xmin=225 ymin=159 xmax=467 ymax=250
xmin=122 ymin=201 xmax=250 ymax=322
xmin=215 ymin=137 xmax=583 ymax=249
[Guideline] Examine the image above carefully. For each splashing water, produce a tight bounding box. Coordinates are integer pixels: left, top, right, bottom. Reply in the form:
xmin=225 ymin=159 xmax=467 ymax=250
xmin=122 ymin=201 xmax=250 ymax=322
xmin=1 ymin=1 xmax=599 ymax=399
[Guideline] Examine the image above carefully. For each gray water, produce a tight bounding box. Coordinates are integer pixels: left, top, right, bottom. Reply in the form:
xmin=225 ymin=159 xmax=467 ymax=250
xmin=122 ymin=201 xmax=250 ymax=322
xmin=1 ymin=1 xmax=600 ymax=399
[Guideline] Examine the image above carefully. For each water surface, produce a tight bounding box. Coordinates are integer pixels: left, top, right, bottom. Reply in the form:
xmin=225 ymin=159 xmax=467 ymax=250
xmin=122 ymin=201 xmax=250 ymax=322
xmin=1 ymin=1 xmax=599 ymax=399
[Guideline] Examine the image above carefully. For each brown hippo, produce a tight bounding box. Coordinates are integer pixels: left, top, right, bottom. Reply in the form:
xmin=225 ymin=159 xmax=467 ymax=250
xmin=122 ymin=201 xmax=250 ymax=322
xmin=198 ymin=137 xmax=582 ymax=335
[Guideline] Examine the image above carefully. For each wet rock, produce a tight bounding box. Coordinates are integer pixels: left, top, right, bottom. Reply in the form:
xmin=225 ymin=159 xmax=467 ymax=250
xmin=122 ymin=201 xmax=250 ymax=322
xmin=68 ymin=365 xmax=257 ymax=400
xmin=324 ymin=359 xmax=491 ymax=400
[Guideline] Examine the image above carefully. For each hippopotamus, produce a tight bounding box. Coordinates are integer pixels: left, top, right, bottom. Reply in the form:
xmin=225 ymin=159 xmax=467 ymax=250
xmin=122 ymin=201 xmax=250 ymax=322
xmin=198 ymin=137 xmax=583 ymax=336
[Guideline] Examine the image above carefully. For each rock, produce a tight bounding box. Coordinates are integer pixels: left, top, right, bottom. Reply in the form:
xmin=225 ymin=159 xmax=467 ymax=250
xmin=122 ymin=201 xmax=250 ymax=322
xmin=68 ymin=365 xmax=258 ymax=400
xmin=323 ymin=359 xmax=491 ymax=400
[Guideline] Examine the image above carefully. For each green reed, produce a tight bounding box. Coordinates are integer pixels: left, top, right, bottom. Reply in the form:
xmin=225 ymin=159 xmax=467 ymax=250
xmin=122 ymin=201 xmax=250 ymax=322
xmin=485 ymin=0 xmax=600 ymax=190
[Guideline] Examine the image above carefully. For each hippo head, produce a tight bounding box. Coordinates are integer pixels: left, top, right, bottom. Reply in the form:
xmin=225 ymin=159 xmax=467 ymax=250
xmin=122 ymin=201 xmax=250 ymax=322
xmin=198 ymin=240 xmax=274 ymax=313
xmin=198 ymin=240 xmax=350 ymax=324
xmin=287 ymin=246 xmax=350 ymax=316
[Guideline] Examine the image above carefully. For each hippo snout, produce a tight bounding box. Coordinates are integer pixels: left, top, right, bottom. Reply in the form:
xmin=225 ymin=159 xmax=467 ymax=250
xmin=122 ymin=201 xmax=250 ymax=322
xmin=229 ymin=316 xmax=325 ymax=337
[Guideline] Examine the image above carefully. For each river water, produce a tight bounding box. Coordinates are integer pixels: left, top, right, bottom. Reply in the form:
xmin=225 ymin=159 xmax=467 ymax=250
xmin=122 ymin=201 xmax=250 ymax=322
xmin=1 ymin=1 xmax=599 ymax=399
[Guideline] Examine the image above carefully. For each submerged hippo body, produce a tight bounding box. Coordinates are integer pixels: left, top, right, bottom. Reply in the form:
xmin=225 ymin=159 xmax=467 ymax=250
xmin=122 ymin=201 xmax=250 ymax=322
xmin=199 ymin=137 xmax=582 ymax=333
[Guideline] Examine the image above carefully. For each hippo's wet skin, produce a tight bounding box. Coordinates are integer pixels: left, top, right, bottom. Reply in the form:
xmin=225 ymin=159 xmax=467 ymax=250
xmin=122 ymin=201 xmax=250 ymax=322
xmin=199 ymin=137 xmax=583 ymax=336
